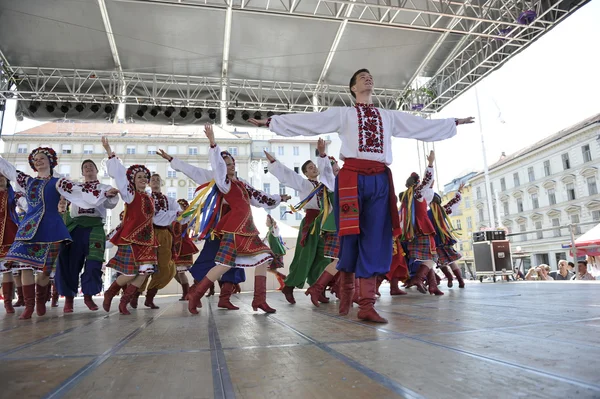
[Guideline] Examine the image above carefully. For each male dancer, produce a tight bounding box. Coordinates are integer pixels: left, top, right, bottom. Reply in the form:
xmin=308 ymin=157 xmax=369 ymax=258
xmin=250 ymin=68 xmax=473 ymax=322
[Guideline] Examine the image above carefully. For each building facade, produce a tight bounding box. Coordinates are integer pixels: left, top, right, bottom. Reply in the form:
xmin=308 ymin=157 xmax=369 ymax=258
xmin=441 ymin=171 xmax=478 ymax=276
xmin=469 ymin=113 xmax=600 ymax=271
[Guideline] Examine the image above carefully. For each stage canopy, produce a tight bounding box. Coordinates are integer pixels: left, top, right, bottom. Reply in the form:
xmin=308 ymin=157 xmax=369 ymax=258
xmin=0 ymin=0 xmax=589 ymax=125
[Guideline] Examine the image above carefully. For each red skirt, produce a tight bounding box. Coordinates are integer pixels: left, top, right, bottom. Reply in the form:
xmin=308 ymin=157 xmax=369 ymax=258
xmin=215 ymin=233 xmax=273 ymax=268
xmin=406 ymin=234 xmax=436 ymax=261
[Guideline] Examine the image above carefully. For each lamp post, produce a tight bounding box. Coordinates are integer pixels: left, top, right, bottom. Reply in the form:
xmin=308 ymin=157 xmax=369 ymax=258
xmin=475 ymin=87 xmax=496 ymax=229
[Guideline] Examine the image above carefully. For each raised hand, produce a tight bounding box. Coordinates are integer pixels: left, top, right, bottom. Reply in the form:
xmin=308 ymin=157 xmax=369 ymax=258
xmin=102 ymin=137 xmax=114 ymax=156
xmin=317 ymin=138 xmax=326 ymax=156
xmin=157 ymin=149 xmax=173 ymax=162
xmin=204 ymin=123 xmax=216 ymax=146
xmin=105 ymin=188 xmax=120 ymax=198
xmin=458 ymin=182 xmax=465 ymax=193
xmin=280 ymin=194 xmax=291 ymax=202
xmin=263 ymin=150 xmax=276 ymax=163
xmin=457 ymin=117 xmax=475 ymax=125
xmin=426 ymin=150 xmax=435 ymax=166
xmin=248 ymin=118 xmax=269 ymax=127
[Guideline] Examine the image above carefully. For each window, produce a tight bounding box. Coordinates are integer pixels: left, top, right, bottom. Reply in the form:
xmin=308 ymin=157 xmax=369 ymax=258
xmin=552 ymin=218 xmax=561 ymax=237
xmin=228 ymin=147 xmax=238 ymax=156
xmin=294 ymin=166 xmax=300 ymax=174
xmin=465 ymin=197 xmax=471 ymax=209
xmin=187 ymin=187 xmax=195 ymax=200
xmin=476 ymin=187 xmax=481 ymax=200
xmin=519 ymin=224 xmax=527 ymax=242
xmin=571 ymin=214 xmax=581 ymax=235
xmin=478 ymin=208 xmax=484 ymax=222
xmin=280 ymin=206 xmax=287 ymax=220
xmin=466 ymin=216 xmax=472 ymax=229
xmin=513 ymin=172 xmax=520 ymax=187
xmin=528 ymin=167 xmax=535 ymax=182
xmin=587 ymin=176 xmax=598 ymax=195
xmin=59 ymin=164 xmax=71 ymax=178
xmin=167 ymin=145 xmax=178 ymax=155
xmin=278 ymin=146 xmax=284 ymax=156
xmin=562 ymin=153 xmax=570 ymax=170
xmin=167 ymin=164 xmax=177 ymax=178
xmin=188 ymin=147 xmax=198 ymax=155
xmin=531 ymin=193 xmax=539 ymax=209
xmin=517 ymin=198 xmax=524 ymax=213
xmin=279 ymin=183 xmax=286 ymax=195
xmin=167 ymin=187 xmax=177 ymax=199
xmin=263 ymin=183 xmax=270 ymax=194
xmin=83 ymin=144 xmax=94 ymax=154
xmin=548 ymin=188 xmax=556 ymax=205
xmin=456 ymin=219 xmax=462 ymax=230
xmin=147 ymin=146 xmax=157 ymax=155
xmin=582 ymin=144 xmax=592 ymax=163
xmin=502 ymin=201 xmax=509 ymax=216
xmin=62 ymin=144 xmax=72 ymax=154
xmin=126 ymin=145 xmax=136 ymax=155
xmin=544 ymin=160 xmax=551 ymax=177
xmin=535 ymin=221 xmax=543 ymax=239
xmin=593 ymin=210 xmax=600 ymax=222
xmin=296 ymin=212 xmax=303 ymax=220
xmin=17 ymin=144 xmax=28 ymax=154
xmin=500 ymin=178 xmax=506 ymax=192
xmin=459 ymin=242 xmax=464 ymax=251
xmin=293 ymin=146 xmax=300 ymax=156
xmin=567 ymin=183 xmax=576 ymax=201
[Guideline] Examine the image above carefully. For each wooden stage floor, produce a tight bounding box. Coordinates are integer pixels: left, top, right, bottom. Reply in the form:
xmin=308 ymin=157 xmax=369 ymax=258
xmin=1 ymin=281 xmax=599 ymax=399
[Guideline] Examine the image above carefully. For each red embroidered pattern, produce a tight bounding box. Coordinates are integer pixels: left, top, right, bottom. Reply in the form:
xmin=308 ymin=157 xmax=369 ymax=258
xmin=244 ymin=183 xmax=277 ymax=207
xmin=58 ymin=178 xmax=74 ymax=194
xmin=444 ymin=192 xmax=461 ymax=215
xmin=415 ymin=169 xmax=433 ymax=200
xmin=152 ymin=192 xmax=168 ymax=213
xmin=355 ymin=104 xmax=384 ymax=154
xmin=16 ymin=171 xmax=29 ymax=189
xmin=81 ymin=180 xmax=101 ymax=198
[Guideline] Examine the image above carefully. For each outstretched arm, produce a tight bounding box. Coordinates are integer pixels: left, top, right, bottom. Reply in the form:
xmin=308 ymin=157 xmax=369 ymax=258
xmin=158 ymin=149 xmax=214 ymax=185
xmin=102 ymin=137 xmax=135 ymax=204
xmin=316 ymin=139 xmax=335 ymax=191
xmin=265 ymin=150 xmax=315 ymax=193
xmin=249 ymin=108 xmax=342 ymax=137
xmin=390 ymin=110 xmax=474 ymax=142
xmin=205 ymin=124 xmax=231 ymax=194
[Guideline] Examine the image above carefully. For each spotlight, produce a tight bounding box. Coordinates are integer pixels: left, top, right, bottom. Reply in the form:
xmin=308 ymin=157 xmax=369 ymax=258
xmin=267 ymin=111 xmax=274 ymax=117
xmin=164 ymin=106 xmax=175 ymax=118
xmin=45 ymin=102 xmax=57 ymax=113
xmin=208 ymin=108 xmax=217 ymax=120
xmin=193 ymin=108 xmax=202 ymax=119
xmin=60 ymin=102 xmax=72 ymax=113
xmin=136 ymin=105 xmax=148 ymax=117
xmin=150 ymin=106 xmax=161 ymax=117
xmin=75 ymin=103 xmax=86 ymax=113
xmin=90 ymin=103 xmax=100 ymax=113
xmin=179 ymin=107 xmax=189 ymax=118
xmin=28 ymin=101 xmax=41 ymax=113
xmin=0 ymin=102 xmax=4 ymax=111
xmin=253 ymin=111 xmax=262 ymax=119
xmin=104 ymin=104 xmax=114 ymax=114
xmin=227 ymin=110 xmax=235 ymax=121
xmin=241 ymin=111 xmax=250 ymax=121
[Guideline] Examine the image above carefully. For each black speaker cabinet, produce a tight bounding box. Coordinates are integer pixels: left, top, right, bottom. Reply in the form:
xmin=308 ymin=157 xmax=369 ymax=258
xmin=473 ymin=240 xmax=513 ymax=273
xmin=473 ymin=230 xmax=507 ymax=243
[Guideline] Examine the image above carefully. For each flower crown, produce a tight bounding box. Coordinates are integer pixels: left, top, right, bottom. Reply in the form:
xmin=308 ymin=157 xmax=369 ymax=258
xmin=28 ymin=147 xmax=58 ymax=171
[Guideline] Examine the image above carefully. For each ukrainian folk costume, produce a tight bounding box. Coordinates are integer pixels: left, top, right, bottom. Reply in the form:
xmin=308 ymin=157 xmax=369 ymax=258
xmin=1 ymin=177 xmax=22 ymax=314
xmin=171 ymin=199 xmax=199 ymax=301
xmin=265 ymin=104 xmax=457 ymax=322
xmin=267 ymin=160 xmax=329 ymax=304
xmin=264 ymin=221 xmax=287 ymax=290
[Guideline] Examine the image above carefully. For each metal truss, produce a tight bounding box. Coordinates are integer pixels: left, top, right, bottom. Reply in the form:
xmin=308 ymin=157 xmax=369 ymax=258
xmin=0 ymin=67 xmax=405 ymax=113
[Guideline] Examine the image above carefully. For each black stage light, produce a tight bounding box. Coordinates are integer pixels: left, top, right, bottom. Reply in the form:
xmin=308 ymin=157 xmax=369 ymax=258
xmin=179 ymin=107 xmax=189 ymax=118
xmin=45 ymin=102 xmax=57 ymax=113
xmin=90 ymin=103 xmax=100 ymax=113
xmin=227 ymin=110 xmax=235 ymax=121
xmin=136 ymin=105 xmax=148 ymax=117
xmin=150 ymin=106 xmax=161 ymax=117
xmin=267 ymin=111 xmax=274 ymax=117
xmin=164 ymin=106 xmax=175 ymax=118
xmin=208 ymin=109 xmax=217 ymax=120
xmin=253 ymin=111 xmax=262 ymax=119
xmin=28 ymin=101 xmax=41 ymax=113
xmin=75 ymin=103 xmax=86 ymax=113
xmin=241 ymin=111 xmax=250 ymax=121
xmin=60 ymin=102 xmax=72 ymax=113
xmin=194 ymin=108 xmax=202 ymax=119
xmin=104 ymin=104 xmax=114 ymax=114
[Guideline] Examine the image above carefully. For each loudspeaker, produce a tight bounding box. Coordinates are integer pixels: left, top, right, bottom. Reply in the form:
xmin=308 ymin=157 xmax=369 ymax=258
xmin=473 ymin=240 xmax=512 ymax=273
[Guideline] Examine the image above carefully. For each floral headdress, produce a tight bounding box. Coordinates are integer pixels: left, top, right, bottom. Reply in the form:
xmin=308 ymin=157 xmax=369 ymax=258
xmin=126 ymin=164 xmax=151 ymax=189
xmin=28 ymin=147 xmax=58 ymax=171
xmin=220 ymin=151 xmax=235 ymax=164
xmin=177 ymin=199 xmax=189 ymax=209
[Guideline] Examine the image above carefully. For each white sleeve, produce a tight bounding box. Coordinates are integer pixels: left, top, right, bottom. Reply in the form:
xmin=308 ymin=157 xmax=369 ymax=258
xmin=171 ymin=157 xmax=214 ymax=185
xmin=416 ymin=166 xmax=435 ymax=204
xmin=241 ymin=180 xmax=282 ymax=209
xmin=268 ymin=108 xmax=342 ymax=137
xmin=0 ymin=157 xmax=18 ymax=183
xmin=389 ymin=111 xmax=457 ymax=142
xmin=208 ymin=145 xmax=231 ymax=194
xmin=316 ymin=156 xmax=335 ymax=192
xmin=56 ymin=180 xmax=121 ymax=210
xmin=444 ymin=192 xmax=462 ymax=215
xmin=106 ymin=157 xmax=135 ymax=204
xmin=268 ymin=160 xmax=314 ymax=193
xmin=272 ymin=225 xmax=281 ymax=237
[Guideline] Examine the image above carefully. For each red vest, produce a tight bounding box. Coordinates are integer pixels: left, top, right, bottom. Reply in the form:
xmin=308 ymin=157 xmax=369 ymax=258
xmin=215 ymin=180 xmax=259 ymax=237
xmin=413 ymin=198 xmax=435 ymax=235
xmin=0 ymin=191 xmax=18 ymax=248
xmin=111 ymin=191 xmax=157 ymax=247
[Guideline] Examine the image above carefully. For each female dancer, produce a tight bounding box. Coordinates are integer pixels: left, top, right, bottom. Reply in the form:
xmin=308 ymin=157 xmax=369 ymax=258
xmin=171 ymin=199 xmax=199 ymax=300
xmin=265 ymin=214 xmax=287 ymax=291
xmin=101 ymin=137 xmax=158 ymax=315
xmin=187 ymin=124 xmax=290 ymax=314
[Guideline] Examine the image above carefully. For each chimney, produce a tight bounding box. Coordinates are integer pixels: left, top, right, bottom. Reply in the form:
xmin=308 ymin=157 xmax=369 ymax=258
xmin=499 ymin=151 xmax=506 ymax=161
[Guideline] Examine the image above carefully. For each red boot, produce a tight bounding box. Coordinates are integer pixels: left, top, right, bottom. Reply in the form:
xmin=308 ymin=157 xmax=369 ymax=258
xmin=440 ymin=266 xmax=454 ymax=288
xmin=357 ymin=277 xmax=388 ymax=323
xmin=2 ymin=282 xmax=15 ymax=314
xmin=84 ymin=294 xmax=99 ymax=311
xmin=281 ymin=285 xmax=296 ymax=304
xmin=404 ymin=264 xmax=429 ymax=294
xmin=305 ymin=271 xmax=335 ymax=307
xmin=46 ymin=284 xmax=51 ymax=303
xmin=19 ymin=284 xmax=36 ymax=320
xmin=119 ymin=284 xmax=139 ymax=315
xmin=428 ymin=269 xmax=444 ymax=296
xmin=144 ymin=288 xmax=160 ymax=309
xmin=14 ymin=286 xmax=24 ymax=307
xmin=390 ymin=278 xmax=408 ymax=296
xmin=188 ymin=278 xmax=214 ymax=314
xmin=35 ymin=284 xmax=48 ymax=316
xmin=452 ymin=266 xmax=466 ymax=288
xmin=51 ymin=283 xmax=59 ymax=307
xmin=103 ymin=281 xmax=122 ymax=312
xmin=353 ymin=278 xmax=360 ymax=305
xmin=252 ymin=275 xmax=276 ymax=313
xmin=376 ymin=275 xmax=385 ymax=297
xmin=205 ymin=283 xmax=215 ymax=297
xmin=233 ymin=283 xmax=242 ymax=294
xmin=63 ymin=296 xmax=74 ymax=313
xmin=129 ymin=290 xmax=141 ymax=308
xmin=330 ymin=274 xmax=340 ymax=299
xmin=338 ymin=271 xmax=355 ymax=316
xmin=275 ymin=272 xmax=286 ymax=291
xmin=186 ymin=281 xmax=197 ymax=300
xmin=179 ymin=283 xmax=189 ymax=301
xmin=218 ymin=282 xmax=239 ymax=310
